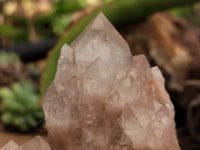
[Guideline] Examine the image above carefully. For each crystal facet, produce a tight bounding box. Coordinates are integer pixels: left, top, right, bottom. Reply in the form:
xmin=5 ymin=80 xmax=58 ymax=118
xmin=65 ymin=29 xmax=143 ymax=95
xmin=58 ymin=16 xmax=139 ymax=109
xmin=0 ymin=141 xmax=19 ymax=150
xmin=16 ymin=136 xmax=50 ymax=150
xmin=43 ymin=12 xmax=180 ymax=150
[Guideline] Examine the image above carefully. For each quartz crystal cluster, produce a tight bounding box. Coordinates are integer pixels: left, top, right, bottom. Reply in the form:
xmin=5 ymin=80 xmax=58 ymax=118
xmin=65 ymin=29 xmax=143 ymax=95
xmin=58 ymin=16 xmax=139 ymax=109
xmin=0 ymin=136 xmax=50 ymax=150
xmin=42 ymin=13 xmax=180 ymax=150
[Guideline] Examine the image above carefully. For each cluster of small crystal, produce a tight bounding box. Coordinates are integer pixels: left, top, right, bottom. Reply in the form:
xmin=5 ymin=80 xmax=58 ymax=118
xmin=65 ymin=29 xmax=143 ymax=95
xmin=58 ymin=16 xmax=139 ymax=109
xmin=0 ymin=136 xmax=50 ymax=150
xmin=42 ymin=13 xmax=180 ymax=150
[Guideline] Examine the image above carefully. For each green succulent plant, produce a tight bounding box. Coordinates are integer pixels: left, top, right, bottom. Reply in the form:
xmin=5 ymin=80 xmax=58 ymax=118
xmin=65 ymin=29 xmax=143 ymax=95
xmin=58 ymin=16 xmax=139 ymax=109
xmin=0 ymin=51 xmax=20 ymax=64
xmin=0 ymin=81 xmax=44 ymax=132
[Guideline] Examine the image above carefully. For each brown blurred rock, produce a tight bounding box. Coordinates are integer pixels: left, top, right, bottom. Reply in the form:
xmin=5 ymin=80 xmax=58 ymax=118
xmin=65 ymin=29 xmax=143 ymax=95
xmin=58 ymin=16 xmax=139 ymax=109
xmin=43 ymin=13 xmax=180 ymax=150
xmin=121 ymin=13 xmax=200 ymax=92
xmin=187 ymin=95 xmax=200 ymax=142
xmin=0 ymin=62 xmax=24 ymax=87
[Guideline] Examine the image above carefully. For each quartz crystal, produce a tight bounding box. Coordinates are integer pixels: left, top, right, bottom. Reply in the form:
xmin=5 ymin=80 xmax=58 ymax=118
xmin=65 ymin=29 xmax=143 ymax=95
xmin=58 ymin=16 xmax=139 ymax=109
xmin=16 ymin=136 xmax=50 ymax=150
xmin=0 ymin=141 xmax=19 ymax=150
xmin=43 ymin=12 xmax=180 ymax=150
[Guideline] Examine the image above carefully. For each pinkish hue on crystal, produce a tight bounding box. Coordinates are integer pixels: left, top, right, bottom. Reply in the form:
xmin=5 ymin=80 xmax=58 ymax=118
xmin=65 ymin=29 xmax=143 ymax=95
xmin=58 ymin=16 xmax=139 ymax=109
xmin=0 ymin=141 xmax=19 ymax=150
xmin=16 ymin=136 xmax=50 ymax=150
xmin=0 ymin=136 xmax=50 ymax=150
xmin=42 ymin=12 xmax=180 ymax=150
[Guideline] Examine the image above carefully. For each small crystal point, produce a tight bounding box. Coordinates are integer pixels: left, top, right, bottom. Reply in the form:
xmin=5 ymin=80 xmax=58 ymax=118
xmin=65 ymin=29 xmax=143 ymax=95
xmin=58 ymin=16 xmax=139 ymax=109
xmin=0 ymin=141 xmax=19 ymax=150
xmin=16 ymin=136 xmax=50 ymax=150
xmin=43 ymin=12 xmax=180 ymax=150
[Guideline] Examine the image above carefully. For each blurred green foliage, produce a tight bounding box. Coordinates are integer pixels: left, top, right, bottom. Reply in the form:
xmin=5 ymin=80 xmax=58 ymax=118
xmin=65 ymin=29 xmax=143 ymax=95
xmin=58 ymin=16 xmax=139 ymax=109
xmin=0 ymin=81 xmax=44 ymax=132
xmin=0 ymin=16 xmax=29 ymax=43
xmin=52 ymin=14 xmax=72 ymax=36
xmin=170 ymin=6 xmax=193 ymax=18
xmin=1 ymin=0 xmax=199 ymax=42
xmin=0 ymin=51 xmax=20 ymax=64
xmin=0 ymin=24 xmax=19 ymax=38
xmin=1 ymin=0 xmax=113 ymax=42
xmin=46 ymin=0 xmax=84 ymax=36
xmin=53 ymin=0 xmax=84 ymax=14
xmin=169 ymin=3 xmax=200 ymax=27
xmin=34 ymin=0 xmax=113 ymax=37
xmin=33 ymin=15 xmax=54 ymax=38
xmin=9 ymin=16 xmax=29 ymax=42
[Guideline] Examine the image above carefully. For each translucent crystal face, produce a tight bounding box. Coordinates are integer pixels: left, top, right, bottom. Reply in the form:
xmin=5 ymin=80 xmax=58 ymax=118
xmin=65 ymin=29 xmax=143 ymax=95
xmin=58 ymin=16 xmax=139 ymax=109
xmin=0 ymin=141 xmax=19 ymax=150
xmin=16 ymin=136 xmax=50 ymax=150
xmin=42 ymin=12 xmax=180 ymax=150
xmin=0 ymin=136 xmax=50 ymax=150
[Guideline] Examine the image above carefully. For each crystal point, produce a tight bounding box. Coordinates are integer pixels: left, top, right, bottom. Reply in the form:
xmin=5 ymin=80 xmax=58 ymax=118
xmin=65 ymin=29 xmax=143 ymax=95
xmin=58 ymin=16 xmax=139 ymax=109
xmin=0 ymin=141 xmax=19 ymax=150
xmin=16 ymin=136 xmax=50 ymax=150
xmin=43 ymin=12 xmax=180 ymax=150
xmin=70 ymin=12 xmax=131 ymax=65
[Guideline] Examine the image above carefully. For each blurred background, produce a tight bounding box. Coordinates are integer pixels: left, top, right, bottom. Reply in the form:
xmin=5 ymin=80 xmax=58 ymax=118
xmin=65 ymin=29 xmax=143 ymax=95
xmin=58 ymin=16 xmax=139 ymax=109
xmin=0 ymin=0 xmax=200 ymax=149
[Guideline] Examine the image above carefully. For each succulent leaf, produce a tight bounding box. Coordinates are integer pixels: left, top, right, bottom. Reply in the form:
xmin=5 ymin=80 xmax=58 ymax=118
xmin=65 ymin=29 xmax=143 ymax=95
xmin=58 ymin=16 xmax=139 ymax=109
xmin=0 ymin=81 xmax=44 ymax=132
